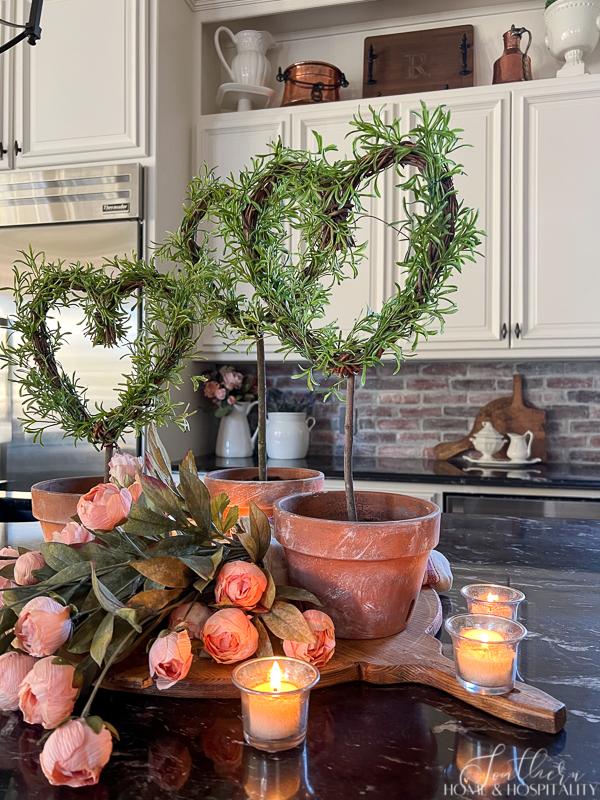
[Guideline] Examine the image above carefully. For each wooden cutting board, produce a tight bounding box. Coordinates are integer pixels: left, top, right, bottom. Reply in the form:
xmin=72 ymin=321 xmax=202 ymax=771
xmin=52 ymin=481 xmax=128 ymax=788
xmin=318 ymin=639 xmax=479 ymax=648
xmin=434 ymin=374 xmax=546 ymax=462
xmin=105 ymin=589 xmax=565 ymax=734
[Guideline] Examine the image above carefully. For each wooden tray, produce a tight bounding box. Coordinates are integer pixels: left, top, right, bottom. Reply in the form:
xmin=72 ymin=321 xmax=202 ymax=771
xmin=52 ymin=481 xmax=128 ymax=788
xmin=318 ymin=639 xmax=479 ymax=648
xmin=434 ymin=374 xmax=546 ymax=462
xmin=106 ymin=590 xmax=565 ymax=734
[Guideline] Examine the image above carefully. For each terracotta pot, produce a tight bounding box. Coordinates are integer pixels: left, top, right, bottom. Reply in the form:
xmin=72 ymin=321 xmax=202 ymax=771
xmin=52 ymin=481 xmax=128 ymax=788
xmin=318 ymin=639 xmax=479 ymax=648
xmin=274 ymin=491 xmax=440 ymax=639
xmin=203 ymin=467 xmax=324 ymax=517
xmin=31 ymin=476 xmax=102 ymax=541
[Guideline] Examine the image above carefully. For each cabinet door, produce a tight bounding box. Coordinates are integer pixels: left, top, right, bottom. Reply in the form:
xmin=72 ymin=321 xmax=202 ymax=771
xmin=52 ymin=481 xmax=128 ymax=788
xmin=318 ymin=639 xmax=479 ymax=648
xmin=291 ymin=103 xmax=390 ymax=337
xmin=512 ymin=79 xmax=600 ymax=351
xmin=401 ymin=89 xmax=510 ymax=354
xmin=14 ymin=0 xmax=148 ymax=167
xmin=197 ymin=112 xmax=290 ymax=359
xmin=0 ymin=0 xmax=14 ymax=171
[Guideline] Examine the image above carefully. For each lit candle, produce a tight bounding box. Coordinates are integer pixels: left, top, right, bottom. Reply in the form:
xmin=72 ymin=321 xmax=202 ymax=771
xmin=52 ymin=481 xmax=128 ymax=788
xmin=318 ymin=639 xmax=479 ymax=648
xmin=445 ymin=614 xmax=527 ymax=696
xmin=461 ymin=583 xmax=525 ymax=620
xmin=232 ymin=657 xmax=319 ymax=753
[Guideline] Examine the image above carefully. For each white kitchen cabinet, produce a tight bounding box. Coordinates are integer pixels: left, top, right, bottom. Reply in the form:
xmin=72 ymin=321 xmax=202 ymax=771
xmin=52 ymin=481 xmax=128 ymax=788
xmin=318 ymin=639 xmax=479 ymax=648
xmin=12 ymin=0 xmax=149 ymax=167
xmin=0 ymin=0 xmax=14 ymax=171
xmin=511 ymin=79 xmax=600 ymax=351
xmin=291 ymin=103 xmax=390 ymax=337
xmin=197 ymin=110 xmax=291 ymax=359
xmin=402 ymin=89 xmax=511 ymax=353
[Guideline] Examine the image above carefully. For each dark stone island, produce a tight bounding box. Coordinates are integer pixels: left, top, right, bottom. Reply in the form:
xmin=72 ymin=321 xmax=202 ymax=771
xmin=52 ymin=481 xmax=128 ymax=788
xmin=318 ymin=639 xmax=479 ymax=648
xmin=0 ymin=514 xmax=599 ymax=799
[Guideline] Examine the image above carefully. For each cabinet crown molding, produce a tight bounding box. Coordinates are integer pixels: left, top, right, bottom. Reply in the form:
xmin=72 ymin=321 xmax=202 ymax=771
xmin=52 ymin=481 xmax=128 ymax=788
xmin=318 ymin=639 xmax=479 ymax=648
xmin=185 ymin=0 xmax=372 ymax=21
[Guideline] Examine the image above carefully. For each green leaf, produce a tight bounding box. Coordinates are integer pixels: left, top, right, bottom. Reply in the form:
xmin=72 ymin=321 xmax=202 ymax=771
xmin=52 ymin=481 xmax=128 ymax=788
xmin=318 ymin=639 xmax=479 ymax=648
xmin=0 ymin=563 xmax=14 ymax=579
xmin=261 ymin=601 xmax=315 ymax=644
xmin=178 ymin=450 xmax=212 ymax=531
xmin=140 ymin=475 xmax=189 ymax=529
xmin=249 ymin=503 xmax=271 ymax=562
xmin=115 ymin=607 xmax=143 ymax=633
xmin=253 ymin=616 xmax=273 ymax=657
xmin=41 ymin=542 xmax=82 ymax=571
xmin=90 ymin=613 xmax=114 ymax=666
xmin=91 ymin=563 xmax=125 ymax=614
xmin=145 ymin=425 xmax=177 ymax=491
xmin=131 ymin=556 xmax=192 ymax=588
xmin=260 ymin=569 xmax=276 ymax=611
xmin=68 ymin=612 xmax=102 ymax=654
xmin=77 ymin=543 xmax=126 ymax=567
xmin=275 ymin=586 xmax=322 ymax=606
xmin=180 ymin=549 xmax=222 ymax=586
xmin=45 ymin=561 xmax=91 ymax=585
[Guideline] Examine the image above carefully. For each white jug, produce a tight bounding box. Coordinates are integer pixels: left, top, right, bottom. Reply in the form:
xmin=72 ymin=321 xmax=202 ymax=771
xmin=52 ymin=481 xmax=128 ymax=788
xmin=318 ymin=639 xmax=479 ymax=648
xmin=214 ymin=27 xmax=275 ymax=87
xmin=506 ymin=431 xmax=534 ymax=462
xmin=266 ymin=412 xmax=315 ymax=460
xmin=215 ymin=401 xmax=258 ymax=458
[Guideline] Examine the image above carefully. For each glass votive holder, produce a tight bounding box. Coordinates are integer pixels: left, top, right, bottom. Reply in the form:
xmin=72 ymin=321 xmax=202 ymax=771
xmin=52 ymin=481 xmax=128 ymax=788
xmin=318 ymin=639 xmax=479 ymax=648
xmin=232 ymin=657 xmax=319 ymax=753
xmin=445 ymin=614 xmax=527 ymax=696
xmin=461 ymin=583 xmax=525 ymax=620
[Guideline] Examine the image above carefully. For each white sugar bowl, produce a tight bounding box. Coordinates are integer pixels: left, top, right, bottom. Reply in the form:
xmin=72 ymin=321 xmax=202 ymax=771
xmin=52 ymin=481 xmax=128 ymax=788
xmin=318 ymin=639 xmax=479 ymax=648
xmin=469 ymin=421 xmax=506 ymax=459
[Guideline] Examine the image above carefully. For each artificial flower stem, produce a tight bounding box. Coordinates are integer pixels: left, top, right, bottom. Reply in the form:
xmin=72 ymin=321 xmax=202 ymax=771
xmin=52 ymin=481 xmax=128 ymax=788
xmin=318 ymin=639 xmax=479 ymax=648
xmin=344 ymin=373 xmax=357 ymax=522
xmin=80 ymin=629 xmax=136 ymax=719
xmin=256 ymin=334 xmax=268 ymax=483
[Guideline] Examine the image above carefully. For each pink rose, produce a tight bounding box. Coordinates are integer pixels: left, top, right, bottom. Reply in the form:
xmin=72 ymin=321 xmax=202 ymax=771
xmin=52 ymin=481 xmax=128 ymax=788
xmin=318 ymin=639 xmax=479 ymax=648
xmin=215 ymin=561 xmax=267 ymax=610
xmin=169 ymin=602 xmax=212 ymax=639
xmin=52 ymin=521 xmax=95 ymax=545
xmin=77 ymin=483 xmax=132 ymax=530
xmin=14 ymin=596 xmax=72 ymax=657
xmin=14 ymin=550 xmax=46 ymax=586
xmin=221 ymin=368 xmax=243 ymax=391
xmin=215 ymin=387 xmax=226 ymax=401
xmin=149 ymin=629 xmax=193 ymax=690
xmin=203 ymin=380 xmax=220 ymax=399
xmin=0 ymin=545 xmax=18 ymax=564
xmin=0 ymin=576 xmax=16 ymax=608
xmin=108 ymin=452 xmax=142 ymax=488
xmin=40 ymin=718 xmax=113 ymax=788
xmin=283 ymin=609 xmax=335 ymax=667
xmin=202 ymin=608 xmax=258 ymax=664
xmin=227 ymin=395 xmax=237 ymax=406
xmin=18 ymin=657 xmax=78 ymax=729
xmin=0 ymin=652 xmax=36 ymax=710
xmin=129 ymin=479 xmax=143 ymax=504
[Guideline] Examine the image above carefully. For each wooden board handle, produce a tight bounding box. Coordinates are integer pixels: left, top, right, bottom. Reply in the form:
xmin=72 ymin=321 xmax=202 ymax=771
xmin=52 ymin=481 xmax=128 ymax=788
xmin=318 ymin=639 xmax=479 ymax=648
xmin=361 ymin=654 xmax=566 ymax=734
xmin=511 ymin=373 xmax=524 ymax=406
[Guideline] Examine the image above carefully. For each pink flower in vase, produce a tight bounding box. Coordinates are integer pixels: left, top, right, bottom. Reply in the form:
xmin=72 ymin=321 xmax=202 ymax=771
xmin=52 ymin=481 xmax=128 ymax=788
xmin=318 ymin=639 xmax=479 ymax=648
xmin=221 ymin=368 xmax=243 ymax=391
xmin=227 ymin=395 xmax=237 ymax=406
xmin=215 ymin=387 xmax=226 ymax=401
xmin=203 ymin=380 xmax=221 ymax=400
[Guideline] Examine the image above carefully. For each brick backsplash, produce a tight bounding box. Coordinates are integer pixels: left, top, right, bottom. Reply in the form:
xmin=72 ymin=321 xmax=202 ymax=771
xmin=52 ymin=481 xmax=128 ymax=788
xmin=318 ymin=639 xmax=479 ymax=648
xmin=265 ymin=360 xmax=600 ymax=463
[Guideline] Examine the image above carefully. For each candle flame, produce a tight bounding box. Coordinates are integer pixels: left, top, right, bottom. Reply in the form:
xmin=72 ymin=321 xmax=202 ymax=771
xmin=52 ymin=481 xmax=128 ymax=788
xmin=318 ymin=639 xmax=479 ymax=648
xmin=269 ymin=660 xmax=283 ymax=692
xmin=486 ymin=593 xmax=500 ymax=602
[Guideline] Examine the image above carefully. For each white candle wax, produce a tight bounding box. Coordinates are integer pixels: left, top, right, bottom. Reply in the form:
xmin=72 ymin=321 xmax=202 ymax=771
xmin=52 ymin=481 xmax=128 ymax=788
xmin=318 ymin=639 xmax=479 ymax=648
xmin=454 ymin=628 xmax=516 ymax=688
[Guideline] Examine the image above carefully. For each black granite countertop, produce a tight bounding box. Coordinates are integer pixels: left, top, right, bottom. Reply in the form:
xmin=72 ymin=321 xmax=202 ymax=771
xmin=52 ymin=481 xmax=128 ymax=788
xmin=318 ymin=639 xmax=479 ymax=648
xmin=1 ymin=513 xmax=599 ymax=799
xmin=192 ymin=454 xmax=600 ymax=492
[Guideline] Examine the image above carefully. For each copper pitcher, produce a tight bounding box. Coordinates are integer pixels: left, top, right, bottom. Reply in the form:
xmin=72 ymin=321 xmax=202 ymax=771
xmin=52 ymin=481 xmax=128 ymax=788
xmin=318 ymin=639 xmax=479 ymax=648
xmin=277 ymin=61 xmax=349 ymax=106
xmin=493 ymin=25 xmax=532 ymax=84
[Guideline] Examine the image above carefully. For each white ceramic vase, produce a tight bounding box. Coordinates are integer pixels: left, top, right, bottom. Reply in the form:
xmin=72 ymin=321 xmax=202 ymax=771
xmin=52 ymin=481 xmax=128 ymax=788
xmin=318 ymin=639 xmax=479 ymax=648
xmin=214 ymin=27 xmax=275 ymax=87
xmin=215 ymin=401 xmax=258 ymax=458
xmin=266 ymin=412 xmax=315 ymax=460
xmin=545 ymin=0 xmax=600 ymax=77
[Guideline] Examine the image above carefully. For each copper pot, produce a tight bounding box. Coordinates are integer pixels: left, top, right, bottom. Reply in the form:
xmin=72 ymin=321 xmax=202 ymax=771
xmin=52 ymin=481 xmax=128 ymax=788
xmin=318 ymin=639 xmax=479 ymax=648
xmin=277 ymin=61 xmax=349 ymax=106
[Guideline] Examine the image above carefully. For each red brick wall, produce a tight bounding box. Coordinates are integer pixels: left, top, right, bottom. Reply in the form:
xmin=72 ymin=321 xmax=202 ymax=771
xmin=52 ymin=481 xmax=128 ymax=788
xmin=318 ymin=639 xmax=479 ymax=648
xmin=266 ymin=360 xmax=600 ymax=463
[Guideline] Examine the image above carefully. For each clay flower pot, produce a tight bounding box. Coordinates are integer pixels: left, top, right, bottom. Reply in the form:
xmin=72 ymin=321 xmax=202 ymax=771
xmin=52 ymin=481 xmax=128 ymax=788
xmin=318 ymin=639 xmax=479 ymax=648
xmin=274 ymin=491 xmax=440 ymax=640
xmin=203 ymin=467 xmax=324 ymax=517
xmin=31 ymin=476 xmax=102 ymax=541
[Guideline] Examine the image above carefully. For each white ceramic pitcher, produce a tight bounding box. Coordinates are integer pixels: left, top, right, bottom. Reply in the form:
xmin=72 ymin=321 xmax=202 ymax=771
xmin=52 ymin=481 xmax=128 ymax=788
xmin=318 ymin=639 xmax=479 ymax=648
xmin=506 ymin=431 xmax=534 ymax=462
xmin=215 ymin=401 xmax=258 ymax=458
xmin=214 ymin=27 xmax=275 ymax=87
xmin=266 ymin=411 xmax=315 ymax=460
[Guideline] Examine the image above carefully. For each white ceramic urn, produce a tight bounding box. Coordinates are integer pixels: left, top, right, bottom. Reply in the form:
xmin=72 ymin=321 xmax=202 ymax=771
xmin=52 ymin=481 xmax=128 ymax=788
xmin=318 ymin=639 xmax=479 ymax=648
xmin=266 ymin=412 xmax=315 ymax=460
xmin=545 ymin=0 xmax=600 ymax=77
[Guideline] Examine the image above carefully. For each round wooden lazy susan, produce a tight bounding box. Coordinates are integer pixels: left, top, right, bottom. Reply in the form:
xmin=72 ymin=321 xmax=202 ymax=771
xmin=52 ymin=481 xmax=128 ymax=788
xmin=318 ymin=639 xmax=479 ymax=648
xmin=105 ymin=589 xmax=565 ymax=735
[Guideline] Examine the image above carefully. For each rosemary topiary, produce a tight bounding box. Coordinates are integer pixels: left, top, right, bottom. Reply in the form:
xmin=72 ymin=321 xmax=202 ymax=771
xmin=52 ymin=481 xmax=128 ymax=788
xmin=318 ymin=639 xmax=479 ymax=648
xmin=235 ymin=105 xmax=481 ymax=519
xmin=0 ymin=249 xmax=203 ymax=481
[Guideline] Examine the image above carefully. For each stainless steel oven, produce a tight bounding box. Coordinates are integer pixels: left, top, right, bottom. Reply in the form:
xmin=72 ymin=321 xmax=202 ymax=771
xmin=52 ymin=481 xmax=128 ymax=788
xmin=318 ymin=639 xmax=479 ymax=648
xmin=444 ymin=493 xmax=600 ymax=520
